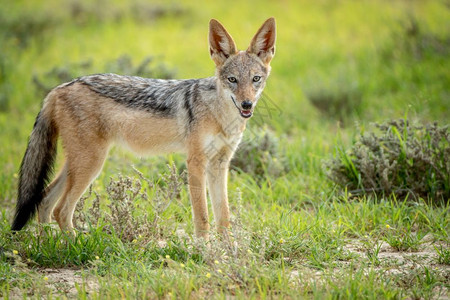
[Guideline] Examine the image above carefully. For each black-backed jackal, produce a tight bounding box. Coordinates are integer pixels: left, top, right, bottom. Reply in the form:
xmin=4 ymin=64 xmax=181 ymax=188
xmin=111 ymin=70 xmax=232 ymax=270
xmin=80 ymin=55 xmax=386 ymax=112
xmin=12 ymin=18 xmax=276 ymax=238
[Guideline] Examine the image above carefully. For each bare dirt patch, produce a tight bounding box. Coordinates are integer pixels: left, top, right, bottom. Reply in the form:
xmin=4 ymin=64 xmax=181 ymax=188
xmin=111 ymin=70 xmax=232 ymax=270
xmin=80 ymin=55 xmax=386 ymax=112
xmin=288 ymin=238 xmax=449 ymax=298
xmin=39 ymin=268 xmax=99 ymax=298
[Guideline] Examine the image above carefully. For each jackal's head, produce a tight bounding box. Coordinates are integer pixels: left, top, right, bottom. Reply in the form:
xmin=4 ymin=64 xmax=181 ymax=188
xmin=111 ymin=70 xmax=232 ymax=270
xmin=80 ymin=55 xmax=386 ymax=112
xmin=209 ymin=18 xmax=276 ymax=119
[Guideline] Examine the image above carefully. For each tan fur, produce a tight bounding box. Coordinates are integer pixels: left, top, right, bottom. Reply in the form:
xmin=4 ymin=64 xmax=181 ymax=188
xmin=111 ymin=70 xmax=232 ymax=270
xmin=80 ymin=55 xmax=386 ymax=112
xmin=30 ymin=18 xmax=276 ymax=239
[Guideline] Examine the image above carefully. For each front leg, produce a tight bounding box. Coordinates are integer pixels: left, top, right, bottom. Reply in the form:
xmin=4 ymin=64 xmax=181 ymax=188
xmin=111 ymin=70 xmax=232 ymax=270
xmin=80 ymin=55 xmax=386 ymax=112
xmin=206 ymin=150 xmax=231 ymax=235
xmin=187 ymin=154 xmax=210 ymax=239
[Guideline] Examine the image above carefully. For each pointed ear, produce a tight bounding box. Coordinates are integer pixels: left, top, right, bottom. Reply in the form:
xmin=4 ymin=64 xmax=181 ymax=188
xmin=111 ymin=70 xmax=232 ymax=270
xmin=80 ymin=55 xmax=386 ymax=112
xmin=209 ymin=19 xmax=238 ymax=66
xmin=247 ymin=17 xmax=276 ymax=64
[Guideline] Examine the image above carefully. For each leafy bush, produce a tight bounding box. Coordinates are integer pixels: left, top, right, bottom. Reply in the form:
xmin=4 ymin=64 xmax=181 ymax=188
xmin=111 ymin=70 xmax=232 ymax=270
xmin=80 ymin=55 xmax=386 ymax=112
xmin=68 ymin=1 xmax=187 ymax=25
xmin=384 ymin=15 xmax=450 ymax=61
xmin=231 ymin=128 xmax=288 ymax=180
xmin=0 ymin=11 xmax=56 ymax=48
xmin=130 ymin=2 xmax=187 ymax=23
xmin=326 ymin=119 xmax=449 ymax=202
xmin=74 ymin=164 xmax=186 ymax=241
xmin=33 ymin=54 xmax=176 ymax=96
xmin=104 ymin=54 xmax=176 ymax=80
xmin=303 ymin=69 xmax=363 ymax=125
xmin=0 ymin=54 xmax=11 ymax=112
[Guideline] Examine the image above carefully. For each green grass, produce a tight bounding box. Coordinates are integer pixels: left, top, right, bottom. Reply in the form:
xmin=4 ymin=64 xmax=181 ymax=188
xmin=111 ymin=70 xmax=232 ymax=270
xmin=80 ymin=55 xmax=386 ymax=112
xmin=1 ymin=0 xmax=449 ymax=298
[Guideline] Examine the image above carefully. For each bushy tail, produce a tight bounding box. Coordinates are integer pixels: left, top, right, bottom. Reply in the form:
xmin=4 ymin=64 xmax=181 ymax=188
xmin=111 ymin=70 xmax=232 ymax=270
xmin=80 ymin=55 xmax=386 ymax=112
xmin=11 ymin=108 xmax=58 ymax=231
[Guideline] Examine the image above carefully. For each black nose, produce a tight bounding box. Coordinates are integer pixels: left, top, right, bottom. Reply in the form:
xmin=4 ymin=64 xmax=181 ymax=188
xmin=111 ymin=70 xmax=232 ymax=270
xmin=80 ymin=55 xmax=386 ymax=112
xmin=241 ymin=100 xmax=253 ymax=110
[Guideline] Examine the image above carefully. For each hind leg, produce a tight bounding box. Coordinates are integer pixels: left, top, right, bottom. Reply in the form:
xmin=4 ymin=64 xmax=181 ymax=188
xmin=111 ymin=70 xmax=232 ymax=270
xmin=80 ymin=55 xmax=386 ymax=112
xmin=53 ymin=144 xmax=109 ymax=232
xmin=38 ymin=163 xmax=68 ymax=224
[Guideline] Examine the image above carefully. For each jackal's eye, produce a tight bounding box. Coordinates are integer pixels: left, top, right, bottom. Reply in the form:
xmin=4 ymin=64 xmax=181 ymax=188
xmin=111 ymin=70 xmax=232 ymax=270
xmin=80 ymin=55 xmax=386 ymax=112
xmin=227 ymin=77 xmax=237 ymax=83
xmin=253 ymin=76 xmax=261 ymax=83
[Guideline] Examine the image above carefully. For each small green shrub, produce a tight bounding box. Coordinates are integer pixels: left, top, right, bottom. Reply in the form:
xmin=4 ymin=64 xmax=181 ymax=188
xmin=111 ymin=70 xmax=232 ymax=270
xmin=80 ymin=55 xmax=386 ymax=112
xmin=68 ymin=1 xmax=187 ymax=25
xmin=231 ymin=128 xmax=288 ymax=180
xmin=74 ymin=164 xmax=185 ymax=242
xmin=32 ymin=60 xmax=93 ymax=96
xmin=0 ymin=11 xmax=56 ymax=48
xmin=33 ymin=54 xmax=176 ymax=96
xmin=303 ymin=71 xmax=363 ymax=125
xmin=0 ymin=54 xmax=11 ymax=112
xmin=104 ymin=54 xmax=176 ymax=80
xmin=326 ymin=119 xmax=449 ymax=202
xmin=383 ymin=15 xmax=450 ymax=61
xmin=130 ymin=2 xmax=187 ymax=23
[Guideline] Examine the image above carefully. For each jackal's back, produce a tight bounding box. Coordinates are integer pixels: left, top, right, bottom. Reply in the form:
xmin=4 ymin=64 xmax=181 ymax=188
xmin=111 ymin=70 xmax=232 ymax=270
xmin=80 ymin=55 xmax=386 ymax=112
xmin=76 ymin=73 xmax=216 ymax=119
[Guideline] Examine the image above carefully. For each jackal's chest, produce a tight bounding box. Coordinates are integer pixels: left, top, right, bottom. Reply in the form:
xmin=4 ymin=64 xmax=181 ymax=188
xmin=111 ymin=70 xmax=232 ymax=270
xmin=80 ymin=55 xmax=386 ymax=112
xmin=202 ymin=131 xmax=243 ymax=160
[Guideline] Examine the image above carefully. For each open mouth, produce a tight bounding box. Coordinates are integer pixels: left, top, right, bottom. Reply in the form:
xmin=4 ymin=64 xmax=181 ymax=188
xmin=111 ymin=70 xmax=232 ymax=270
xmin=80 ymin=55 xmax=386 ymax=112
xmin=230 ymin=96 xmax=253 ymax=119
xmin=240 ymin=110 xmax=253 ymax=118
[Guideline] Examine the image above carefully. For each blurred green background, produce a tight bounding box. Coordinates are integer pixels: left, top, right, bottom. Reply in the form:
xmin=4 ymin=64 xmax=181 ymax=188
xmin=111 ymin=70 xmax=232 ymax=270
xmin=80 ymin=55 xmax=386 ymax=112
xmin=0 ymin=0 xmax=449 ymax=205
xmin=0 ymin=1 xmax=449 ymax=298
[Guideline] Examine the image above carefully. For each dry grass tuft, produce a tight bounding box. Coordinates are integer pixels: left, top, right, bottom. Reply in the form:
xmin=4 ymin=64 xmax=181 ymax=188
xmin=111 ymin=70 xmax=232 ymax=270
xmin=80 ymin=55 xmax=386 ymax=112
xmin=74 ymin=163 xmax=186 ymax=241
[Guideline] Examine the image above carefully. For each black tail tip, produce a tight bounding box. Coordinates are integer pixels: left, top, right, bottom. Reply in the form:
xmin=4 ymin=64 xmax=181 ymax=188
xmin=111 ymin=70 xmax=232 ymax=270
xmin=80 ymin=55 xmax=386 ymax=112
xmin=11 ymin=221 xmax=25 ymax=232
xmin=11 ymin=211 xmax=32 ymax=232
